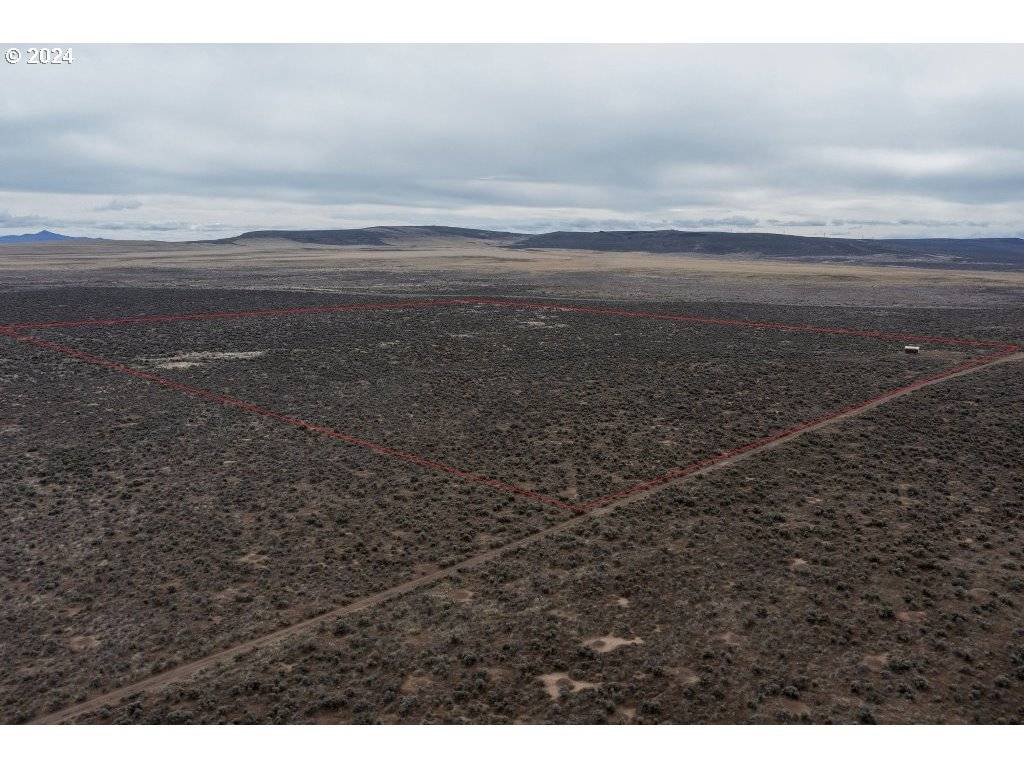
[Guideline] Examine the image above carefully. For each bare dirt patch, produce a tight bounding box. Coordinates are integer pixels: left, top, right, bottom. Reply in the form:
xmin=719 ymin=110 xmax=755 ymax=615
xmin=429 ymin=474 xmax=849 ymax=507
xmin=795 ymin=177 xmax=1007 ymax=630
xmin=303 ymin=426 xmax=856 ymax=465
xmin=766 ymin=697 xmax=811 ymax=719
xmin=896 ymin=610 xmax=927 ymax=623
xmin=66 ymin=635 xmax=101 ymax=652
xmin=400 ymin=675 xmax=433 ymax=695
xmin=142 ymin=350 xmax=266 ymax=370
xmin=718 ymin=631 xmax=743 ymax=647
xmin=665 ymin=666 xmax=701 ymax=686
xmin=583 ymin=635 xmax=644 ymax=653
xmin=861 ymin=653 xmax=890 ymax=673
xmin=538 ymin=673 xmax=599 ymax=700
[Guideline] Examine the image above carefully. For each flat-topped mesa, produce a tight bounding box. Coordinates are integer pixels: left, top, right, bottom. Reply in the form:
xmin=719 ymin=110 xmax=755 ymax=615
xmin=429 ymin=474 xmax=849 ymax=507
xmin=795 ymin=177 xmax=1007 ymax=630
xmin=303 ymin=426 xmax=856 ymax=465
xmin=508 ymin=230 xmax=1024 ymax=269
xmin=211 ymin=225 xmax=523 ymax=247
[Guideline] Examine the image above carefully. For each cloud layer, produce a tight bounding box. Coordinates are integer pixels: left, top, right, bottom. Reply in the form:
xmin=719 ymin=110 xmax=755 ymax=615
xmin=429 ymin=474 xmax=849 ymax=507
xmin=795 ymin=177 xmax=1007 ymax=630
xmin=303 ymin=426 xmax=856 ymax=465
xmin=1 ymin=45 xmax=1023 ymax=240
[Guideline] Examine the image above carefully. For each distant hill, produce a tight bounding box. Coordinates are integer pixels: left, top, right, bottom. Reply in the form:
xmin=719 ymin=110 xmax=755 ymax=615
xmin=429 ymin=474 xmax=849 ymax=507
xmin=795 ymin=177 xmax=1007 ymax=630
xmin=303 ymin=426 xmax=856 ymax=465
xmin=0 ymin=229 xmax=76 ymax=244
xmin=873 ymin=238 xmax=1024 ymax=269
xmin=207 ymin=226 xmax=1024 ymax=271
xmin=217 ymin=225 xmax=521 ymax=247
xmin=512 ymin=230 xmax=883 ymax=257
xmin=509 ymin=230 xmax=1024 ymax=270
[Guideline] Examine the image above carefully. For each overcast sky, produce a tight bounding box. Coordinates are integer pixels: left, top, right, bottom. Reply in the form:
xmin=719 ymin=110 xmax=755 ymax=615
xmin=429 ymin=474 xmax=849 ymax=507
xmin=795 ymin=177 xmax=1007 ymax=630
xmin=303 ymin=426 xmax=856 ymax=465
xmin=1 ymin=45 xmax=1023 ymax=240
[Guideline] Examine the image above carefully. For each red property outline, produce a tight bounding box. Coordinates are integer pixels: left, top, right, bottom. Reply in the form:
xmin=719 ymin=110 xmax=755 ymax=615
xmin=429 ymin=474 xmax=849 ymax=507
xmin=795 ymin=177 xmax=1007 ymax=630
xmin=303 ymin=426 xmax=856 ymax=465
xmin=1 ymin=297 xmax=1019 ymax=515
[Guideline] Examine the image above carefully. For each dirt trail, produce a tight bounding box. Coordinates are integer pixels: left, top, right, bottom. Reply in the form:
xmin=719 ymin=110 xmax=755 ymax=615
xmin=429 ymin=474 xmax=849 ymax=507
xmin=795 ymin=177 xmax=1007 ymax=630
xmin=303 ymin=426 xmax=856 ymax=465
xmin=29 ymin=348 xmax=1022 ymax=724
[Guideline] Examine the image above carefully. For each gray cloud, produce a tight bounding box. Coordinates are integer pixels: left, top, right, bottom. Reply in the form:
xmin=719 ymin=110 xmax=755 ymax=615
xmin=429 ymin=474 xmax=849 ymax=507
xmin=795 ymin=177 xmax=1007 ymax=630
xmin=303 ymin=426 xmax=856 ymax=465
xmin=0 ymin=209 xmax=47 ymax=228
xmin=94 ymin=197 xmax=143 ymax=212
xmin=90 ymin=220 xmax=218 ymax=232
xmin=1 ymin=45 xmax=1023 ymax=240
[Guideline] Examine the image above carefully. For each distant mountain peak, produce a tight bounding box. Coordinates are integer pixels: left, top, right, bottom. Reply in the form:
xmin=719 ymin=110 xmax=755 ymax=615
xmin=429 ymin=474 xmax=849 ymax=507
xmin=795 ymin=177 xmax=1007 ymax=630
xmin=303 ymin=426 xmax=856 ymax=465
xmin=0 ymin=229 xmax=76 ymax=244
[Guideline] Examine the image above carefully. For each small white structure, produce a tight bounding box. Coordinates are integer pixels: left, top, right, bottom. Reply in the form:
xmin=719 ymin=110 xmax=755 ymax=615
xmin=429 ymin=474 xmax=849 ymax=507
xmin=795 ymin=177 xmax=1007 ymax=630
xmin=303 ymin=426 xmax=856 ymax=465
xmin=904 ymin=344 xmax=921 ymax=354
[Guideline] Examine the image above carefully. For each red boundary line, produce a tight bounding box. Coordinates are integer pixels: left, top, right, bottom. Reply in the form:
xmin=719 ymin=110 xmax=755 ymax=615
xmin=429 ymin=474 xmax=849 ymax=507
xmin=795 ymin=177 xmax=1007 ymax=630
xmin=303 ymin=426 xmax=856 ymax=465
xmin=576 ymin=343 xmax=1018 ymax=510
xmin=0 ymin=331 xmax=577 ymax=513
xmin=1 ymin=298 xmax=1019 ymax=516
xmin=4 ymin=296 xmax=1009 ymax=349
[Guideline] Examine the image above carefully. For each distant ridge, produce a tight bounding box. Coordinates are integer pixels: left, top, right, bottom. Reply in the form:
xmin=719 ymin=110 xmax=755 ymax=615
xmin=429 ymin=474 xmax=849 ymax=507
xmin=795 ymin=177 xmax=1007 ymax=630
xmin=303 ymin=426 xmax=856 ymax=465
xmin=4 ymin=225 xmax=1022 ymax=270
xmin=510 ymin=230 xmax=1024 ymax=269
xmin=514 ymin=230 xmax=887 ymax=257
xmin=0 ymin=229 xmax=76 ymax=244
xmin=215 ymin=225 xmax=520 ymax=247
xmin=212 ymin=226 xmax=1024 ymax=271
